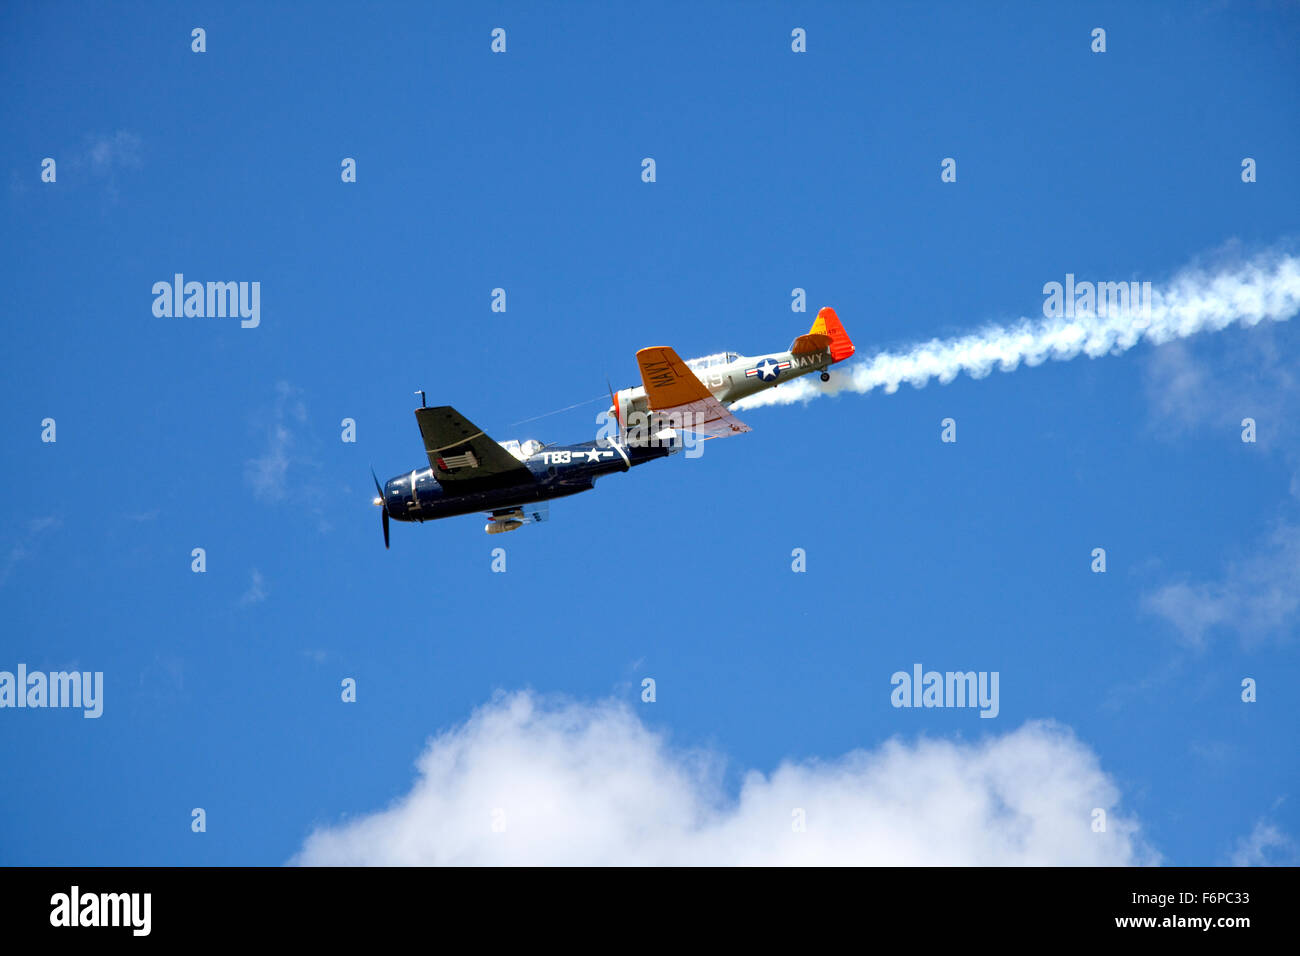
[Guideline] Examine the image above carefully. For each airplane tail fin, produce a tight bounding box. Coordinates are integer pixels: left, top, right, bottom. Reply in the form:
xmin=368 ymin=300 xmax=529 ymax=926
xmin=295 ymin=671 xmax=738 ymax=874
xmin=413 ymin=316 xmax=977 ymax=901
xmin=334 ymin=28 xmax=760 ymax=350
xmin=808 ymin=307 xmax=854 ymax=363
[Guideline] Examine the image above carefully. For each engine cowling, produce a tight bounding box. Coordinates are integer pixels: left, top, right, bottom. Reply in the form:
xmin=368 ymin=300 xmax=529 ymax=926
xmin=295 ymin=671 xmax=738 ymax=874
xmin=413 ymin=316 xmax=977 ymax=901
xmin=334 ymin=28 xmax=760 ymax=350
xmin=611 ymin=387 xmax=653 ymax=444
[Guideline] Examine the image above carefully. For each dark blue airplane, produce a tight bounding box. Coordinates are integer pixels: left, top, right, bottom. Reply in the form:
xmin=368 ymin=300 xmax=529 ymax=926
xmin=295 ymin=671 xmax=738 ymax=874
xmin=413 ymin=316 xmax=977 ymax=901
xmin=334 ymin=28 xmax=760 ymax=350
xmin=371 ymin=400 xmax=676 ymax=544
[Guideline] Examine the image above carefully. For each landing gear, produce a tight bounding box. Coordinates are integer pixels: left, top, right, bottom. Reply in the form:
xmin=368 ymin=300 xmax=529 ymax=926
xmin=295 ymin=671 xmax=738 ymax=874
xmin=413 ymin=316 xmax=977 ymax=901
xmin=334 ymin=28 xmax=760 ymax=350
xmin=820 ymin=371 xmax=830 ymax=382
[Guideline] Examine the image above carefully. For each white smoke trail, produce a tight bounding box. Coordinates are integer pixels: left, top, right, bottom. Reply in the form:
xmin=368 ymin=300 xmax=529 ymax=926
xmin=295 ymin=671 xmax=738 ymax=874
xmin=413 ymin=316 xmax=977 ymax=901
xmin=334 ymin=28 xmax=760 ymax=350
xmin=733 ymin=251 xmax=1300 ymax=411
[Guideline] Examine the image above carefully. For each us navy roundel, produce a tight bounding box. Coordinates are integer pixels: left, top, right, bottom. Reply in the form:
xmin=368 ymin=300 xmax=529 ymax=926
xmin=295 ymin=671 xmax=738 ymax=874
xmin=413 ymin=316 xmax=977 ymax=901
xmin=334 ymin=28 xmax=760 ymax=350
xmin=746 ymin=357 xmax=791 ymax=381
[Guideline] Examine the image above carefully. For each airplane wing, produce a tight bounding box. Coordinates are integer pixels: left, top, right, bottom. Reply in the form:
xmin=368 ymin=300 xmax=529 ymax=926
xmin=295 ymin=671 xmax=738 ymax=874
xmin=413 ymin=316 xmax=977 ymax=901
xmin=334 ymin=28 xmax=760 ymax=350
xmin=415 ymin=406 xmax=536 ymax=489
xmin=635 ymin=346 xmax=750 ymax=438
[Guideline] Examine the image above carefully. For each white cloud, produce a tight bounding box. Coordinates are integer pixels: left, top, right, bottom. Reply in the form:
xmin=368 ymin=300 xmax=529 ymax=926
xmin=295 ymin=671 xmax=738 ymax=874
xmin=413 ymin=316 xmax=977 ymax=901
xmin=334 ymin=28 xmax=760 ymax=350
xmin=85 ymin=130 xmax=142 ymax=174
xmin=1141 ymin=308 xmax=1300 ymax=647
xmin=245 ymin=424 xmax=293 ymax=501
xmin=1144 ymin=322 xmax=1300 ymax=487
xmin=56 ymin=130 xmax=144 ymax=203
xmin=245 ymin=382 xmax=309 ymax=503
xmin=0 ymin=516 xmax=62 ymax=588
xmin=1229 ymin=819 xmax=1295 ymax=866
xmin=242 ymin=382 xmax=336 ymax=532
xmin=239 ymin=569 xmax=267 ymax=606
xmin=1144 ymin=522 xmax=1300 ymax=649
xmin=293 ymin=690 xmax=1155 ymax=866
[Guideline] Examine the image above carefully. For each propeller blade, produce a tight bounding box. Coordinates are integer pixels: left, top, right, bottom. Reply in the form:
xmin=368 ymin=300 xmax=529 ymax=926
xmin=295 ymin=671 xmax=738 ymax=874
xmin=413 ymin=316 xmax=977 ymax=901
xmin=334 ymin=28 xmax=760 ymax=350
xmin=371 ymin=467 xmax=390 ymax=549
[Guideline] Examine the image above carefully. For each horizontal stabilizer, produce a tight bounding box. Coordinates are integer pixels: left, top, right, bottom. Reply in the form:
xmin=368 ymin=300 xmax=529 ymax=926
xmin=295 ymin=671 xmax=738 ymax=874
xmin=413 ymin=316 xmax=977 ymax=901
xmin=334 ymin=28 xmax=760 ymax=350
xmin=789 ymin=331 xmax=832 ymax=355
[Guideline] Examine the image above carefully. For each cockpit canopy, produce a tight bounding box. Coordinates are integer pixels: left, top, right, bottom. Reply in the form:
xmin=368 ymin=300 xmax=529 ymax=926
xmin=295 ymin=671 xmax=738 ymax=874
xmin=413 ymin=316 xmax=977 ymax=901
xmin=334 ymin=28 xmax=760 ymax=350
xmin=499 ymin=438 xmax=545 ymax=460
xmin=685 ymin=351 xmax=739 ymax=370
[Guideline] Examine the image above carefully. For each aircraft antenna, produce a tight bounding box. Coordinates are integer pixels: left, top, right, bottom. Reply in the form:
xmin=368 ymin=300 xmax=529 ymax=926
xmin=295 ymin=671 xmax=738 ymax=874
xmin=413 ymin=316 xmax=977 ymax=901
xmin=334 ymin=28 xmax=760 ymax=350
xmin=506 ymin=394 xmax=606 ymax=427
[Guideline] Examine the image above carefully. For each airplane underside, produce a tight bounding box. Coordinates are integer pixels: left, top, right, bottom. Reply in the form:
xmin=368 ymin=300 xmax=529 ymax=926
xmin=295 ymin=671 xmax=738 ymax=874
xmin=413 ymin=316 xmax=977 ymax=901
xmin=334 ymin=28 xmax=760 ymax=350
xmin=393 ymin=478 xmax=594 ymax=523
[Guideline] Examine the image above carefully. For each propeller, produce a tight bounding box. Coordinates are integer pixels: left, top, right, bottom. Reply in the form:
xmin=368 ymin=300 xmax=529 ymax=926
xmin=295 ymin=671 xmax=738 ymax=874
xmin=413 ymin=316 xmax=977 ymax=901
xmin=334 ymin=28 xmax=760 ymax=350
xmin=371 ymin=467 xmax=390 ymax=550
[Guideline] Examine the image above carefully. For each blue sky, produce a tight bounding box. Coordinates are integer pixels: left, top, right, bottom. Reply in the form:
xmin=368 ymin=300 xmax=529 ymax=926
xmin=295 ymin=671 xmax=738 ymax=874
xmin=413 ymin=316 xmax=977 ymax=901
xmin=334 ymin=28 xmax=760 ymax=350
xmin=2 ymin=1 xmax=1298 ymax=865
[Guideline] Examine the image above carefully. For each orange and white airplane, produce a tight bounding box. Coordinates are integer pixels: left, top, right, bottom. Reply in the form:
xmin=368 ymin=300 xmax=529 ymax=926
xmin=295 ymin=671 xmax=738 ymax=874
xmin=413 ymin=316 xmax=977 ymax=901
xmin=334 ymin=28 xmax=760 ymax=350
xmin=609 ymin=307 xmax=854 ymax=441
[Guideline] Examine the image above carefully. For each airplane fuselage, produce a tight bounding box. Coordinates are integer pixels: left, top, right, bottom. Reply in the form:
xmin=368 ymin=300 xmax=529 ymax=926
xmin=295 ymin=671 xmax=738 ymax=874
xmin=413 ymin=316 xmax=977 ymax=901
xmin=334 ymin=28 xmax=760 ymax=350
xmin=381 ymin=437 xmax=672 ymax=523
xmin=613 ymin=344 xmax=833 ymax=426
